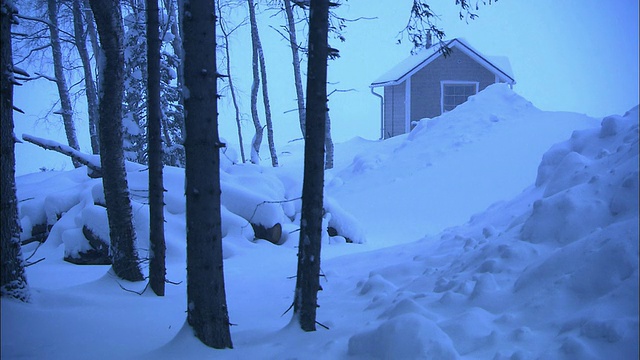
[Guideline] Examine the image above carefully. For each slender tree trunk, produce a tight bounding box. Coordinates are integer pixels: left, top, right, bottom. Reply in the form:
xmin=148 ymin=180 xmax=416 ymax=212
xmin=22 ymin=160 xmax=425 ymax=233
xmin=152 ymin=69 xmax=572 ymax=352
xmin=73 ymin=0 xmax=100 ymax=155
xmin=47 ymin=0 xmax=81 ymax=167
xmin=294 ymin=0 xmax=329 ymax=332
xmin=182 ymin=0 xmax=233 ymax=349
xmin=146 ymin=0 xmax=166 ymax=296
xmin=248 ymin=0 xmax=278 ymax=167
xmin=248 ymin=0 xmax=263 ymax=164
xmin=84 ymin=0 xmax=101 ymax=94
xmin=89 ymin=0 xmax=144 ymax=282
xmin=284 ymin=0 xmax=306 ymax=137
xmin=1 ymin=0 xmax=29 ymax=302
xmin=217 ymin=2 xmax=245 ymax=163
xmin=324 ymin=112 xmax=334 ymax=169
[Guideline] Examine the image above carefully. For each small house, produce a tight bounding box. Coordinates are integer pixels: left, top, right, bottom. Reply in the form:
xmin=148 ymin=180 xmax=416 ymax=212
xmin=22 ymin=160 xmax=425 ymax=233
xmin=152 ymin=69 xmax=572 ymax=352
xmin=370 ymin=38 xmax=516 ymax=139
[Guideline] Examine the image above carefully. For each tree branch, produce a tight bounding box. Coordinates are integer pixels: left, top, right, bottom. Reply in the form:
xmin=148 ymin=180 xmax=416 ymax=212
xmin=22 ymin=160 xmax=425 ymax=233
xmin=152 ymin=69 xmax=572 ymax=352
xmin=22 ymin=134 xmax=102 ymax=176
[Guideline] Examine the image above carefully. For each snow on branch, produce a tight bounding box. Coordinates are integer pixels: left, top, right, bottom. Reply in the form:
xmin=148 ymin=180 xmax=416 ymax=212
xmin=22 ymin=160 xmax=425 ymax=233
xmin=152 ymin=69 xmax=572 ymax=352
xmin=22 ymin=134 xmax=102 ymax=177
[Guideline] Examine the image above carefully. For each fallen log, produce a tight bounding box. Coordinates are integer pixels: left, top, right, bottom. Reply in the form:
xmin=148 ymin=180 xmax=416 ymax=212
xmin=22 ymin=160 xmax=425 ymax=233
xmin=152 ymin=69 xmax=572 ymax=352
xmin=22 ymin=134 xmax=102 ymax=178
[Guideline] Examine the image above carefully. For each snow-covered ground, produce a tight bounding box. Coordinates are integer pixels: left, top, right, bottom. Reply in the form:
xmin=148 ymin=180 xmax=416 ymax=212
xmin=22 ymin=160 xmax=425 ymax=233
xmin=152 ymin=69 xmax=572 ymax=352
xmin=2 ymin=84 xmax=638 ymax=359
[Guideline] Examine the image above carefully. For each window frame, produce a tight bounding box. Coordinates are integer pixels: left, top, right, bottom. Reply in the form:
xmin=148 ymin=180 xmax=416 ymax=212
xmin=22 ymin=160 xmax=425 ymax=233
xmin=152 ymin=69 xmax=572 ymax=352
xmin=440 ymin=81 xmax=479 ymax=114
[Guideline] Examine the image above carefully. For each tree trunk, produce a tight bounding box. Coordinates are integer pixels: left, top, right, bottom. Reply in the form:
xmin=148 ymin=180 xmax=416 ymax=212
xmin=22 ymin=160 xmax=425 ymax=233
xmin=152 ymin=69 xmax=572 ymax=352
xmin=89 ymin=0 xmax=144 ymax=282
xmin=248 ymin=0 xmax=263 ymax=165
xmin=294 ymin=0 xmax=329 ymax=332
xmin=146 ymin=0 xmax=166 ymax=296
xmin=73 ymin=0 xmax=100 ymax=155
xmin=217 ymin=2 xmax=246 ymax=163
xmin=84 ymin=0 xmax=102 ymax=94
xmin=324 ymin=112 xmax=334 ymax=169
xmin=248 ymin=0 xmax=278 ymax=167
xmin=1 ymin=0 xmax=29 ymax=302
xmin=182 ymin=0 xmax=233 ymax=349
xmin=284 ymin=0 xmax=306 ymax=137
xmin=47 ymin=0 xmax=81 ymax=167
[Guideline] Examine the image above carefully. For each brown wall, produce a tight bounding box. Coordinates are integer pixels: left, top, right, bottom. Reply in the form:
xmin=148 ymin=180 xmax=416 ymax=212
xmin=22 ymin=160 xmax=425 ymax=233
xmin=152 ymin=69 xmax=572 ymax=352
xmin=382 ymin=47 xmax=499 ymax=138
xmin=410 ymin=48 xmax=496 ymax=121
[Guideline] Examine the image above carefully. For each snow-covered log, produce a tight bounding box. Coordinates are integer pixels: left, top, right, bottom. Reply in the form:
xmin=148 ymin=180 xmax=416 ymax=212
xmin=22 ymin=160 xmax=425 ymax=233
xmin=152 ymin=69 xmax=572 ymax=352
xmin=22 ymin=134 xmax=102 ymax=177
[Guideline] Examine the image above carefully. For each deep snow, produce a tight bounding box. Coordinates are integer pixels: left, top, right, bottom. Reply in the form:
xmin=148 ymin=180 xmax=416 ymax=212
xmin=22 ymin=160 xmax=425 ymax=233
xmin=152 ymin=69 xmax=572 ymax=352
xmin=2 ymin=84 xmax=638 ymax=359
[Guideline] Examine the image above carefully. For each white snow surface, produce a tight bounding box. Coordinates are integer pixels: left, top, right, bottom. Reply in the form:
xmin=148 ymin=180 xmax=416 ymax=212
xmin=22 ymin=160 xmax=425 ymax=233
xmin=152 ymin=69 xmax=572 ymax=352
xmin=2 ymin=84 xmax=638 ymax=359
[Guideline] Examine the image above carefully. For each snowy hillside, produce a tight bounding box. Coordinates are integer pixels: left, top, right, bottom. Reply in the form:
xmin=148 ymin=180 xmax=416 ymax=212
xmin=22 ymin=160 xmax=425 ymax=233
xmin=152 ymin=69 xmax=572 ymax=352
xmin=2 ymin=85 xmax=638 ymax=359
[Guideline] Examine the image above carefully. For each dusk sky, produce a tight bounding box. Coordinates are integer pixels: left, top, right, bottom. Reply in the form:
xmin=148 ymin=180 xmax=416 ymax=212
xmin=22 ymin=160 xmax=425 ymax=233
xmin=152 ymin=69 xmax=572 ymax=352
xmin=13 ymin=0 xmax=639 ymax=175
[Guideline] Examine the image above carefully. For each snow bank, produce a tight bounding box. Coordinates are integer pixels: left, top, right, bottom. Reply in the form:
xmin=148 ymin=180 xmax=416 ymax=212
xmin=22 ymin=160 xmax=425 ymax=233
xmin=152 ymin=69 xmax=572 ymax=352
xmin=344 ymin=105 xmax=639 ymax=359
xmin=15 ymin=143 xmax=365 ymax=263
xmin=328 ymin=83 xmax=600 ymax=244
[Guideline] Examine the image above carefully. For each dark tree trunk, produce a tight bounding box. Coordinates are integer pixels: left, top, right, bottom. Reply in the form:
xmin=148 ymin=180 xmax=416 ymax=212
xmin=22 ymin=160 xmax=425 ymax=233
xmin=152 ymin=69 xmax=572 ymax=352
xmin=73 ymin=0 xmax=100 ymax=155
xmin=294 ymin=0 xmax=329 ymax=332
xmin=182 ymin=0 xmax=233 ymax=349
xmin=146 ymin=0 xmax=166 ymax=296
xmin=47 ymin=0 xmax=81 ymax=167
xmin=89 ymin=0 xmax=144 ymax=282
xmin=283 ymin=0 xmax=306 ymax=137
xmin=1 ymin=0 xmax=29 ymax=302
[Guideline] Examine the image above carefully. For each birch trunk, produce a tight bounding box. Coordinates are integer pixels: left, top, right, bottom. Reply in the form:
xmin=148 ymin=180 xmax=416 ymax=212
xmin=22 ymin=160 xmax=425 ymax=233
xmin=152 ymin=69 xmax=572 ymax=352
xmin=73 ymin=0 xmax=100 ymax=155
xmin=284 ymin=0 xmax=306 ymax=137
xmin=248 ymin=0 xmax=263 ymax=164
xmin=84 ymin=0 xmax=101 ymax=94
xmin=248 ymin=0 xmax=278 ymax=167
xmin=218 ymin=2 xmax=245 ymax=163
xmin=47 ymin=0 xmax=81 ymax=167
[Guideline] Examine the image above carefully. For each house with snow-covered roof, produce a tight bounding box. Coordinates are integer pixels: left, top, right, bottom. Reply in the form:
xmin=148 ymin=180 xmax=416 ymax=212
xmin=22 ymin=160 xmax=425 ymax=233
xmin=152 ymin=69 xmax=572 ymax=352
xmin=370 ymin=38 xmax=516 ymax=139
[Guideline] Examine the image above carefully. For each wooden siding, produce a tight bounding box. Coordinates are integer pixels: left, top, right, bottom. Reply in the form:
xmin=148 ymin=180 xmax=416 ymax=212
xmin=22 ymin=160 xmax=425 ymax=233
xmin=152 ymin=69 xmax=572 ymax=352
xmin=410 ymin=48 xmax=496 ymax=121
xmin=383 ymin=83 xmax=406 ymax=139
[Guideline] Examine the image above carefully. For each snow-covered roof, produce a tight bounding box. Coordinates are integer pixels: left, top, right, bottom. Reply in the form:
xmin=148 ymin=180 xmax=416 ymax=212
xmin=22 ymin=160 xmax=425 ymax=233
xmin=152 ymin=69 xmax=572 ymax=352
xmin=370 ymin=38 xmax=516 ymax=87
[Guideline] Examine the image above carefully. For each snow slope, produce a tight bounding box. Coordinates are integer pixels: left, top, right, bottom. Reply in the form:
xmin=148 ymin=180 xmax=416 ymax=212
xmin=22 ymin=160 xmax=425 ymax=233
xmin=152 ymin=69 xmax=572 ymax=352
xmin=327 ymin=84 xmax=601 ymax=244
xmin=2 ymin=85 xmax=638 ymax=359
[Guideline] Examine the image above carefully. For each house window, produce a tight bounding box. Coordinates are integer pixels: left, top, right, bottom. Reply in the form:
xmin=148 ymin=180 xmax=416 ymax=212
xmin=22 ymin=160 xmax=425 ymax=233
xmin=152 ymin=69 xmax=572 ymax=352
xmin=441 ymin=81 xmax=479 ymax=113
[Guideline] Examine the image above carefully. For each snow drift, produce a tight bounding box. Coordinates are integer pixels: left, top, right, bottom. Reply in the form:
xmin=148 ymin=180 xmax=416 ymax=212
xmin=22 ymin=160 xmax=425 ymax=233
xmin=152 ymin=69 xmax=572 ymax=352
xmin=2 ymin=85 xmax=637 ymax=360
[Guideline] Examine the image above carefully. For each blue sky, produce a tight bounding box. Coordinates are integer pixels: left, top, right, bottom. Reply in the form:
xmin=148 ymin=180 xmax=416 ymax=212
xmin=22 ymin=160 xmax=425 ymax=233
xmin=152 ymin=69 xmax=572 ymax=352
xmin=13 ymin=0 xmax=639 ymax=175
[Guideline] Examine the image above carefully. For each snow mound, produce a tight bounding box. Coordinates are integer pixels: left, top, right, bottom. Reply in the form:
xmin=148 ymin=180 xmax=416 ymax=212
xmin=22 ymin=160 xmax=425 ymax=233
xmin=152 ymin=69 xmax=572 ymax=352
xmin=347 ymin=313 xmax=458 ymax=360
xmin=327 ymin=83 xmax=600 ymax=243
xmin=15 ymin=146 xmax=365 ymax=263
xmin=343 ymin=106 xmax=639 ymax=359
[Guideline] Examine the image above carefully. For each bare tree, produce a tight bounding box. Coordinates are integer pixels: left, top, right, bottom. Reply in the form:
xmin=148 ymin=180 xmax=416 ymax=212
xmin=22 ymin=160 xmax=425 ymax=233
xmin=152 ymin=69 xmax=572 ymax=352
xmin=1 ymin=0 xmax=29 ymax=302
xmin=247 ymin=0 xmax=278 ymax=167
xmin=248 ymin=0 xmax=263 ymax=164
xmin=293 ymin=0 xmax=330 ymax=332
xmin=72 ymin=0 xmax=100 ymax=154
xmin=181 ymin=0 xmax=233 ymax=349
xmin=146 ymin=0 xmax=166 ymax=296
xmin=217 ymin=0 xmax=246 ymax=163
xmin=89 ymin=0 xmax=144 ymax=282
xmin=47 ymin=0 xmax=81 ymax=167
xmin=283 ymin=0 xmax=306 ymax=137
